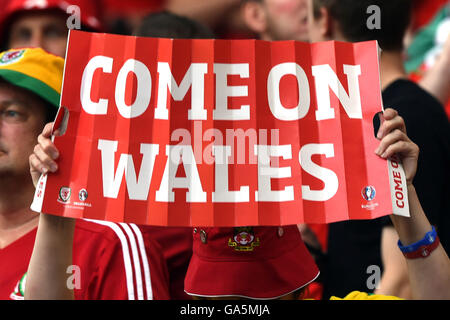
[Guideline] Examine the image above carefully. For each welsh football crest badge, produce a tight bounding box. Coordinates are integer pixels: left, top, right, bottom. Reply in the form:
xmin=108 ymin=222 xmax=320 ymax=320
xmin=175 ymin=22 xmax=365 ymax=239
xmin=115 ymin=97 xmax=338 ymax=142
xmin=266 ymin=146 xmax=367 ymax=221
xmin=228 ymin=227 xmax=260 ymax=252
xmin=0 ymin=49 xmax=25 ymax=65
xmin=59 ymin=186 xmax=71 ymax=202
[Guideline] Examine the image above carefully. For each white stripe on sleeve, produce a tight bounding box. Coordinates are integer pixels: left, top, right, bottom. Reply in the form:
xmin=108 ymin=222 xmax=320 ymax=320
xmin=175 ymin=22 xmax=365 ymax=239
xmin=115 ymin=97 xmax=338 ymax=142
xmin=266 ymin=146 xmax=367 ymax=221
xmin=129 ymin=223 xmax=153 ymax=300
xmin=83 ymin=219 xmax=135 ymax=300
xmin=120 ymin=223 xmax=144 ymax=300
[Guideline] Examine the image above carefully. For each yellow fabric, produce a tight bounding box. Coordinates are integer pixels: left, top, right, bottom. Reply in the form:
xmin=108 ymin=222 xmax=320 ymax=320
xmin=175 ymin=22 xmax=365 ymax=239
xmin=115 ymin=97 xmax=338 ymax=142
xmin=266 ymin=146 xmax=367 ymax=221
xmin=0 ymin=48 xmax=64 ymax=94
xmin=330 ymin=291 xmax=403 ymax=300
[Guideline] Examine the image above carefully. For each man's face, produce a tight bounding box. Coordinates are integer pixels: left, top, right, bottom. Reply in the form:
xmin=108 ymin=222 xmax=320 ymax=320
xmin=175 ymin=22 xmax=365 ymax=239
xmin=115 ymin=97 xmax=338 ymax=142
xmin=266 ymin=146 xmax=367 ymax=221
xmin=8 ymin=10 xmax=68 ymax=57
xmin=0 ymin=82 xmax=47 ymax=178
xmin=263 ymin=0 xmax=309 ymax=41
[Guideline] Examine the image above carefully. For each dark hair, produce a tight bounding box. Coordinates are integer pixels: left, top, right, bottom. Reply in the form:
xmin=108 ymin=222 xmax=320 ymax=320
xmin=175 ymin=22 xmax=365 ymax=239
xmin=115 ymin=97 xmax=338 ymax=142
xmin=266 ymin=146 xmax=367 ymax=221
xmin=134 ymin=11 xmax=215 ymax=39
xmin=313 ymin=0 xmax=413 ymax=51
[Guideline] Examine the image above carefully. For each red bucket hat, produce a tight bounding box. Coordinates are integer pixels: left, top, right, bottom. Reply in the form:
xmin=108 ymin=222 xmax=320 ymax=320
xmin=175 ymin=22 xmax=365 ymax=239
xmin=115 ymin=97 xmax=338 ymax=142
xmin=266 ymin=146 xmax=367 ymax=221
xmin=184 ymin=225 xmax=319 ymax=299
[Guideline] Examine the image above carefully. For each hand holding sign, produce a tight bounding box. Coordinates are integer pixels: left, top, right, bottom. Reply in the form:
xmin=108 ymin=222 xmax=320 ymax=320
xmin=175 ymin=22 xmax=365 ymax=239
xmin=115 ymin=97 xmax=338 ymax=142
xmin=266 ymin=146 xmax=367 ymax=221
xmin=375 ymin=108 xmax=419 ymax=186
xmin=29 ymin=122 xmax=59 ymax=187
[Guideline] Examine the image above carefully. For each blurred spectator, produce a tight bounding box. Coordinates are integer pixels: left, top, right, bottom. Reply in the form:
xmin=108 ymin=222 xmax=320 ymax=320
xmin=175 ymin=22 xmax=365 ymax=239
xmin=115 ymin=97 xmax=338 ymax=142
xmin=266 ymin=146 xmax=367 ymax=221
xmin=405 ymin=3 xmax=450 ymax=119
xmin=241 ymin=0 xmax=309 ymax=41
xmin=0 ymin=0 xmax=103 ymax=57
xmin=410 ymin=0 xmax=448 ymax=32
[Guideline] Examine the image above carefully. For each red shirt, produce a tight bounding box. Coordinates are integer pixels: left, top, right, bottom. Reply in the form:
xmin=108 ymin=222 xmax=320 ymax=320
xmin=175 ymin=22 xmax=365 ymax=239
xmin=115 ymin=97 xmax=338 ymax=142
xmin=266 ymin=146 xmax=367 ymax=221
xmin=143 ymin=226 xmax=193 ymax=300
xmin=0 ymin=219 xmax=170 ymax=300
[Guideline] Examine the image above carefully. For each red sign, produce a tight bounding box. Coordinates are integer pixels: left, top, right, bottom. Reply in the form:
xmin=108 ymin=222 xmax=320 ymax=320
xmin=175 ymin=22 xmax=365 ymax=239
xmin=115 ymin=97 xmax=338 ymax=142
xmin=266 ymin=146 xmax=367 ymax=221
xmin=31 ymin=30 xmax=409 ymax=226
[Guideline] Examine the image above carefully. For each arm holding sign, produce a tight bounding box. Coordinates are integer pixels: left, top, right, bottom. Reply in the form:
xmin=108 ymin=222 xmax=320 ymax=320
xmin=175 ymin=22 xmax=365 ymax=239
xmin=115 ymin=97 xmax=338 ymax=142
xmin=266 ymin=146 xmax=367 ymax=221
xmin=375 ymin=109 xmax=450 ymax=300
xmin=26 ymin=123 xmax=75 ymax=300
xmin=392 ymin=186 xmax=450 ymax=300
xmin=27 ymin=123 xmax=172 ymax=300
xmin=25 ymin=212 xmax=75 ymax=300
xmin=376 ymin=226 xmax=411 ymax=299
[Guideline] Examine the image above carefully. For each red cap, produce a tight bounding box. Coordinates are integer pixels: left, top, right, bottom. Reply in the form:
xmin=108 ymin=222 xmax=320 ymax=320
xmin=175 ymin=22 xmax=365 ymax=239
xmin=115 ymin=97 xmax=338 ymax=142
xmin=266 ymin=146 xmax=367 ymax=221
xmin=0 ymin=0 xmax=103 ymax=35
xmin=184 ymin=225 xmax=319 ymax=299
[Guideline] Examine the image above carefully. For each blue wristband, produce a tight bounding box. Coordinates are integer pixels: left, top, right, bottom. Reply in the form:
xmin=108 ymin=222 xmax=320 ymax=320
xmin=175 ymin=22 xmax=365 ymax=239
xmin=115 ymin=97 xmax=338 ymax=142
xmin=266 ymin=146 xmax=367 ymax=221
xmin=398 ymin=226 xmax=437 ymax=253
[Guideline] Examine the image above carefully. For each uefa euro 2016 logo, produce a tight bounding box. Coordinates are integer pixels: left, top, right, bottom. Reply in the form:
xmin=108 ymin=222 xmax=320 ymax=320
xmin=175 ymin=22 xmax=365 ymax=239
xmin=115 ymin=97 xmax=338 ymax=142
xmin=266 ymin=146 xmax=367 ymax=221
xmin=78 ymin=189 xmax=88 ymax=201
xmin=362 ymin=186 xmax=376 ymax=201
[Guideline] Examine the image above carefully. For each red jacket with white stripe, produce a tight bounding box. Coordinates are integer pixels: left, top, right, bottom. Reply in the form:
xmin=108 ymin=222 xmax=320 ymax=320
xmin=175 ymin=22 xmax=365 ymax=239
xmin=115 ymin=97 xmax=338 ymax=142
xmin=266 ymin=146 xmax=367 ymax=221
xmin=0 ymin=219 xmax=170 ymax=300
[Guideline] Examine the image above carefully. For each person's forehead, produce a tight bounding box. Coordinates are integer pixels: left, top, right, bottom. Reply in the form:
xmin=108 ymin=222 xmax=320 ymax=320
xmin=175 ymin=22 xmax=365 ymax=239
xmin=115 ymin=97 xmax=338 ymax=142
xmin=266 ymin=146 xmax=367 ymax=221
xmin=0 ymin=81 xmax=43 ymax=107
xmin=265 ymin=0 xmax=306 ymax=5
xmin=264 ymin=0 xmax=308 ymax=13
